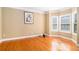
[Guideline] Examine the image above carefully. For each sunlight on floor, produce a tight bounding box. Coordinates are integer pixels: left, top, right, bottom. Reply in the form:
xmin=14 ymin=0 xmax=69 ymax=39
xmin=52 ymin=39 xmax=70 ymax=51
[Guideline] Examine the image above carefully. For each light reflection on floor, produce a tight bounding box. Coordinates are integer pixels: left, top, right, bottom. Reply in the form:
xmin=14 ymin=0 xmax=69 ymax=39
xmin=52 ymin=39 xmax=70 ymax=51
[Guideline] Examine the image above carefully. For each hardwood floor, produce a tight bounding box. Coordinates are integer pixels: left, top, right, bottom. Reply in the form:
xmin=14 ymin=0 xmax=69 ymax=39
xmin=0 ymin=36 xmax=78 ymax=51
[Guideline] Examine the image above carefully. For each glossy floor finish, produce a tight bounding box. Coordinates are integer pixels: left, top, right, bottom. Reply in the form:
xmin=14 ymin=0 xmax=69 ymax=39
xmin=0 ymin=36 xmax=78 ymax=51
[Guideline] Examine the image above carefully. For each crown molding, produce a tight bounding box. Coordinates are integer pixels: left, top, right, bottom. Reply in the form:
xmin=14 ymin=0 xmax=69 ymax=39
xmin=49 ymin=8 xmax=72 ymax=13
xmin=10 ymin=7 xmax=74 ymax=14
xmin=11 ymin=7 xmax=45 ymax=14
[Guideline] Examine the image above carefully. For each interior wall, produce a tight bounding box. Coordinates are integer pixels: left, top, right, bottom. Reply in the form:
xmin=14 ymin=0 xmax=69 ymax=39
xmin=44 ymin=12 xmax=51 ymax=35
xmin=44 ymin=14 xmax=48 ymax=34
xmin=59 ymin=8 xmax=72 ymax=15
xmin=2 ymin=8 xmax=45 ymax=38
xmin=1 ymin=7 xmax=77 ymax=40
xmin=77 ymin=7 xmax=79 ymax=44
xmin=0 ymin=8 xmax=2 ymax=39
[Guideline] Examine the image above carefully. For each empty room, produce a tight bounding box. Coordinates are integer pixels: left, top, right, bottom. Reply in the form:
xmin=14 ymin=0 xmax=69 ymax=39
xmin=0 ymin=7 xmax=79 ymax=51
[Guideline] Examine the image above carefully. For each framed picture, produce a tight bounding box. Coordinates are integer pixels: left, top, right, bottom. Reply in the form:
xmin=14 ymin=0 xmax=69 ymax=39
xmin=24 ymin=11 xmax=33 ymax=24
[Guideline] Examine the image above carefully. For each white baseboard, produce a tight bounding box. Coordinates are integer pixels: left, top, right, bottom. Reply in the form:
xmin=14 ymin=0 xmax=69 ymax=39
xmin=0 ymin=34 xmax=77 ymax=46
xmin=0 ymin=34 xmax=43 ymax=43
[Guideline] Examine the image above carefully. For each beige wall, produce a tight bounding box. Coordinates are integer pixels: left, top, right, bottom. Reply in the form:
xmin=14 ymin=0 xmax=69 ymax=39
xmin=59 ymin=8 xmax=72 ymax=15
xmin=0 ymin=8 xmax=2 ymax=38
xmin=2 ymin=8 xmax=45 ymax=38
xmin=45 ymin=14 xmax=49 ymax=34
xmin=1 ymin=7 xmax=77 ymax=40
xmin=77 ymin=7 xmax=79 ymax=44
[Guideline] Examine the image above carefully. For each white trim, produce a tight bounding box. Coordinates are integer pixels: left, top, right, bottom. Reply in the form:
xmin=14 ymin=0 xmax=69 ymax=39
xmin=11 ymin=7 xmax=70 ymax=14
xmin=49 ymin=35 xmax=77 ymax=45
xmin=51 ymin=16 xmax=59 ymax=32
xmin=60 ymin=14 xmax=72 ymax=33
xmin=72 ymin=12 xmax=77 ymax=35
xmin=60 ymin=13 xmax=72 ymax=16
xmin=0 ymin=34 xmax=43 ymax=43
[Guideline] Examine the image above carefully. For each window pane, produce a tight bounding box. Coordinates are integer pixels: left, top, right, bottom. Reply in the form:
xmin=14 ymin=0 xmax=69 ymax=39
xmin=52 ymin=17 xmax=57 ymax=24
xmin=52 ymin=16 xmax=58 ymax=31
xmin=61 ymin=16 xmax=70 ymax=24
xmin=52 ymin=24 xmax=57 ymax=29
xmin=61 ymin=15 xmax=70 ymax=32
xmin=61 ymin=24 xmax=70 ymax=31
xmin=74 ymin=14 xmax=77 ymax=23
xmin=74 ymin=24 xmax=77 ymax=33
xmin=74 ymin=14 xmax=77 ymax=33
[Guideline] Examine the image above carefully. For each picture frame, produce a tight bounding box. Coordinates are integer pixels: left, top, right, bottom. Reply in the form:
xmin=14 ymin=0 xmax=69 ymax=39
xmin=24 ymin=11 xmax=33 ymax=24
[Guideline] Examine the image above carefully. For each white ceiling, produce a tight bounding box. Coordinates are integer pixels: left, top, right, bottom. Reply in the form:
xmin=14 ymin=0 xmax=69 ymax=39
xmin=12 ymin=7 xmax=69 ymax=13
xmin=26 ymin=7 xmax=65 ymax=11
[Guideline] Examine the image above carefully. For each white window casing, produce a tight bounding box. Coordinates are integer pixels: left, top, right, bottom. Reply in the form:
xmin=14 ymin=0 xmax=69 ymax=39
xmin=60 ymin=14 xmax=71 ymax=33
xmin=72 ymin=13 xmax=77 ymax=35
xmin=51 ymin=16 xmax=59 ymax=32
xmin=51 ymin=13 xmax=77 ymax=35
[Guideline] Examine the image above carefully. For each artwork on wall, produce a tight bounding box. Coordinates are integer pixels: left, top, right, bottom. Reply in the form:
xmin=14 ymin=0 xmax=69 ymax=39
xmin=24 ymin=11 xmax=33 ymax=24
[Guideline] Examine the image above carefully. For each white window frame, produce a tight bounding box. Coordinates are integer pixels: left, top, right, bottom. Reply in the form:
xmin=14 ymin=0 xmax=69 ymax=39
xmin=60 ymin=14 xmax=71 ymax=33
xmin=51 ymin=16 xmax=58 ymax=32
xmin=72 ymin=13 xmax=77 ymax=35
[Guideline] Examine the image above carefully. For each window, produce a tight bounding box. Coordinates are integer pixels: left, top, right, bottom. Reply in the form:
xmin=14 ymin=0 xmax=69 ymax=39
xmin=52 ymin=16 xmax=58 ymax=31
xmin=60 ymin=15 xmax=71 ymax=32
xmin=51 ymin=13 xmax=77 ymax=35
xmin=73 ymin=14 xmax=77 ymax=33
